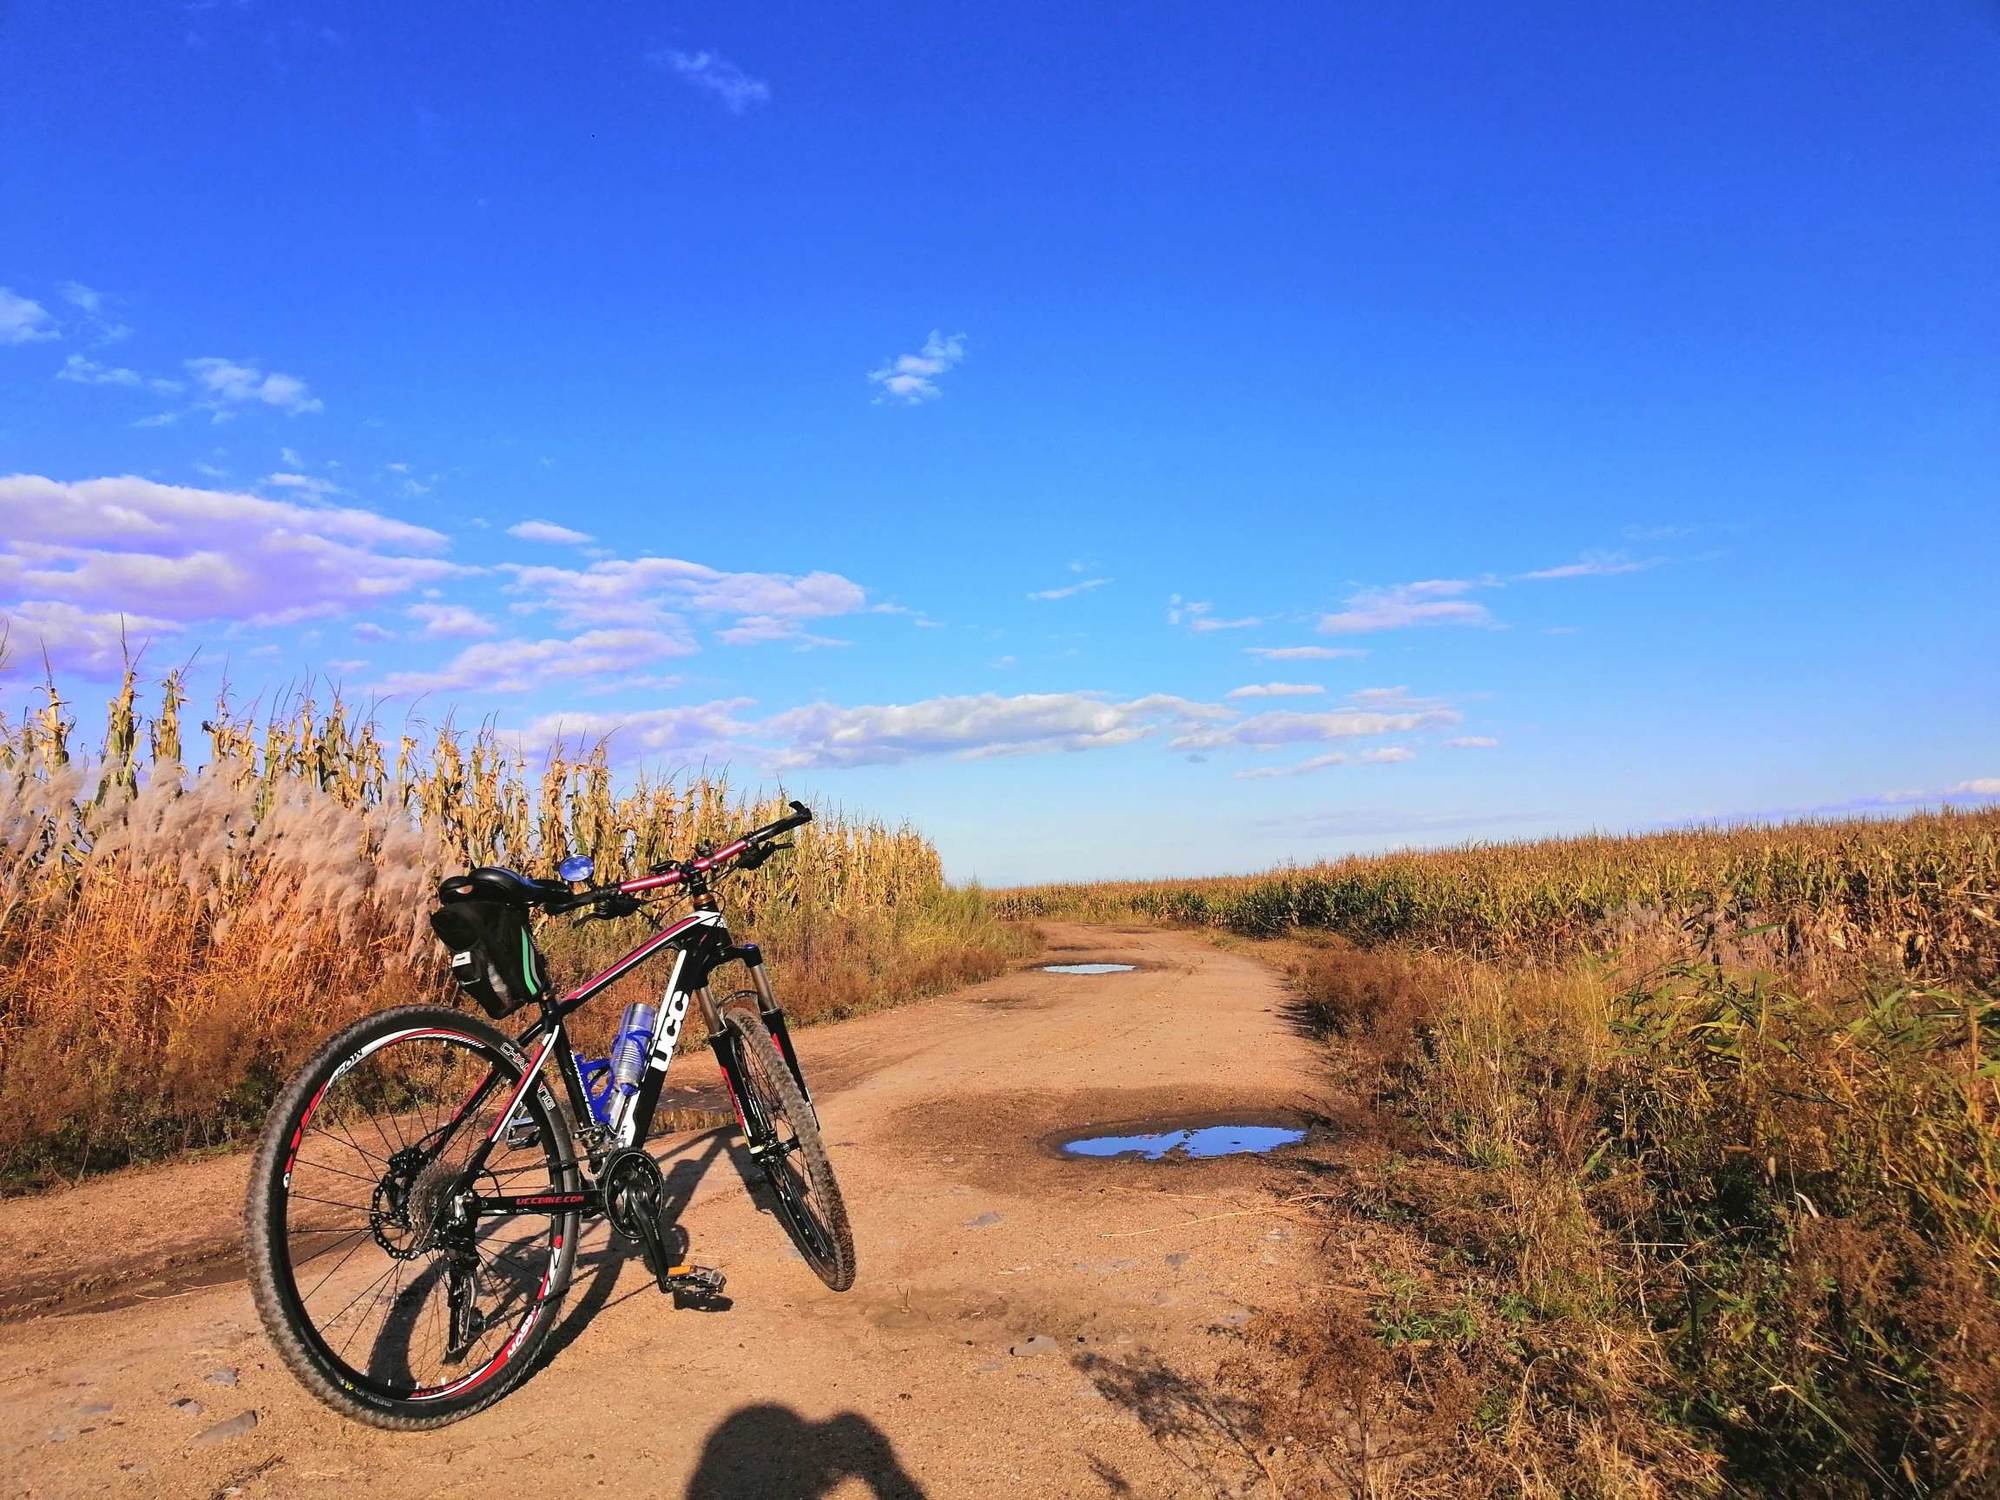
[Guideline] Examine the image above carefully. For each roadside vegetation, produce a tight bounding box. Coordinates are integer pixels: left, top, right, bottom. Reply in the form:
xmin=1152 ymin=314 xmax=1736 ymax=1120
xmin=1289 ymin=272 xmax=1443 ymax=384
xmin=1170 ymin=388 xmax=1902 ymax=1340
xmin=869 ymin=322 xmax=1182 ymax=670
xmin=1003 ymin=811 xmax=2000 ymax=1496
xmin=0 ymin=668 xmax=1026 ymax=1192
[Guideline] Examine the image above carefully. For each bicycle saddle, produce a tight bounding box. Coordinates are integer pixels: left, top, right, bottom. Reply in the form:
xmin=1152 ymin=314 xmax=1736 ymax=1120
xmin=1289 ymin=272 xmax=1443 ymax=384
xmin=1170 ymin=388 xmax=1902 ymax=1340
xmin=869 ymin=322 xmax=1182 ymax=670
xmin=437 ymin=867 xmax=564 ymax=907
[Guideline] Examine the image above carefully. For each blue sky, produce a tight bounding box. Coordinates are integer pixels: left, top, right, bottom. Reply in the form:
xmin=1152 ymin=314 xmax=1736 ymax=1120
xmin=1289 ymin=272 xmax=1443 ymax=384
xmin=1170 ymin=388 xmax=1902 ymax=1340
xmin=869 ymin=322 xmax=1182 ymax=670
xmin=3 ymin=1 xmax=1996 ymax=883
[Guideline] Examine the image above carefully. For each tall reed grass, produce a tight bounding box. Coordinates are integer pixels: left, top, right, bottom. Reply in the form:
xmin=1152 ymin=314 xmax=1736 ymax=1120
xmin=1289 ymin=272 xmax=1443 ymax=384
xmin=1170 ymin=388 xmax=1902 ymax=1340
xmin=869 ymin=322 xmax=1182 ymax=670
xmin=0 ymin=667 xmax=1023 ymax=1190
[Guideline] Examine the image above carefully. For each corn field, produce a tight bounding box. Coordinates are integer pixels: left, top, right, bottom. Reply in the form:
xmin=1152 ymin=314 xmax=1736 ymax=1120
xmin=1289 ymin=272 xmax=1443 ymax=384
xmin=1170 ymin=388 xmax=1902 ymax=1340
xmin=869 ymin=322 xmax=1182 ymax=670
xmin=1005 ymin=816 xmax=2000 ymax=1494
xmin=999 ymin=811 xmax=2000 ymax=981
xmin=0 ymin=668 xmax=1022 ymax=1190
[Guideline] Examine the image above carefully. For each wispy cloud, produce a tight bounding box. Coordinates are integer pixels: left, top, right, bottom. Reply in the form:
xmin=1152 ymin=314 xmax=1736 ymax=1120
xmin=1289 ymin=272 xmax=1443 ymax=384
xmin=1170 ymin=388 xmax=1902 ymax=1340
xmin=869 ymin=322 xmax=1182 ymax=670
xmin=1227 ymin=682 xmax=1324 ymax=699
xmin=1517 ymin=551 xmax=1650 ymax=581
xmin=504 ymin=553 xmax=870 ymax=638
xmin=715 ymin=615 xmax=850 ymax=649
xmin=407 ymin=603 xmax=497 ymax=639
xmin=183 ymin=357 xmax=323 ymax=418
xmin=1446 ymin=735 xmax=1499 ymax=749
xmin=1259 ymin=808 xmax=1548 ymax=840
xmin=869 ymin=331 xmax=965 ymax=405
xmin=0 ymin=288 xmax=58 ymax=345
xmin=1318 ymin=579 xmax=1495 ymax=635
xmin=264 ymin=471 xmax=340 ymax=497
xmin=765 ymin=691 xmax=1229 ymax=769
xmin=1167 ymin=595 xmax=1261 ymax=633
xmin=1234 ymin=752 xmax=1351 ymax=780
xmin=377 ymin=627 xmax=695 ymax=697
xmin=1028 ymin=577 xmax=1110 ymax=601
xmin=1171 ymin=705 xmax=1459 ymax=752
xmin=1245 ymin=645 xmax=1365 ymax=661
xmin=507 ymin=519 xmax=596 ymax=546
xmin=653 ymin=48 xmax=772 ymax=113
xmin=1234 ymin=745 xmax=1415 ymax=780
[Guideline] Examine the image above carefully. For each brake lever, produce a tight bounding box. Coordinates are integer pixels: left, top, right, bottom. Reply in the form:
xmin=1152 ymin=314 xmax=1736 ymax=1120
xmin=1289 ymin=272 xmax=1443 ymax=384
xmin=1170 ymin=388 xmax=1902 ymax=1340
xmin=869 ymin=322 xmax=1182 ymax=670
xmin=580 ymin=892 xmax=642 ymax=922
xmin=737 ymin=839 xmax=794 ymax=872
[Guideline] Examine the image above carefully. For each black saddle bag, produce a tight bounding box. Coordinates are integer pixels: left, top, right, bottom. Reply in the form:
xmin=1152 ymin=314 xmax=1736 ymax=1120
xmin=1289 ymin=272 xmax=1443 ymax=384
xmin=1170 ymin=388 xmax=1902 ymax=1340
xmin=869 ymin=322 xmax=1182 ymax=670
xmin=430 ymin=897 xmax=548 ymax=1019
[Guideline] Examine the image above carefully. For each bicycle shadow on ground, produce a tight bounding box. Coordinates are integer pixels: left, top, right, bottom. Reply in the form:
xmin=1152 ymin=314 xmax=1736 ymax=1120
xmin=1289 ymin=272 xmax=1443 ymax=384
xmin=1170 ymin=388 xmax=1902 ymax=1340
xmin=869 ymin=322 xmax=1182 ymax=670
xmin=684 ymin=1404 xmax=928 ymax=1500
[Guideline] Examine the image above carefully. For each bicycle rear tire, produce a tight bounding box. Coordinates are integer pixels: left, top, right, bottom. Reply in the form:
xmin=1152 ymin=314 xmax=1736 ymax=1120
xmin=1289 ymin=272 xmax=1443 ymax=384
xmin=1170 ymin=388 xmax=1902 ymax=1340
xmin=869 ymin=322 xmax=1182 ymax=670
xmin=244 ymin=1004 xmax=580 ymax=1428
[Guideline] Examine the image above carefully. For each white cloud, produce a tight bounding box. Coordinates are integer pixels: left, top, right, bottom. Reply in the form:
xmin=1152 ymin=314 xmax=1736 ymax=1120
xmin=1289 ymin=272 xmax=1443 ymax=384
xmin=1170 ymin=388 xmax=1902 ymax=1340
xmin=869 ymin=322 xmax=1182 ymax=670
xmin=763 ymin=691 xmax=1229 ymax=769
xmin=1362 ymin=746 xmax=1416 ymax=764
xmin=1171 ymin=705 xmax=1460 ymax=752
xmin=1518 ymin=552 xmax=1649 ymax=581
xmin=714 ymin=615 xmax=849 ymax=649
xmin=0 ymin=289 xmax=58 ymax=345
xmin=0 ymin=601 xmax=182 ymax=677
xmin=58 ymin=281 xmax=103 ymax=313
xmin=184 ymin=357 xmax=323 ymax=416
xmin=58 ymin=354 xmax=140 ymax=387
xmin=507 ymin=519 xmax=596 ymax=546
xmin=407 ymin=603 xmax=497 ymax=639
xmin=1318 ymin=579 xmax=1495 ymax=635
xmin=504 ymin=553 xmax=869 ymax=636
xmin=1245 ymin=645 xmax=1365 ymax=661
xmin=376 ymin=627 xmax=695 ymax=697
xmin=1227 ymin=682 xmax=1324 ymax=699
xmin=1167 ymin=595 xmax=1261 ymax=632
xmin=1955 ymin=778 xmax=2000 ymax=795
xmin=1447 ymin=735 xmax=1499 ymax=749
xmin=514 ymin=698 xmax=757 ymax=757
xmin=1028 ymin=577 xmax=1110 ymax=601
xmin=655 ymin=49 xmax=771 ymax=113
xmin=869 ymin=331 xmax=965 ymax=405
xmin=352 ymin=622 xmax=397 ymax=643
xmin=0 ymin=474 xmax=455 ymax=672
xmin=264 ymin=471 xmax=340 ymax=497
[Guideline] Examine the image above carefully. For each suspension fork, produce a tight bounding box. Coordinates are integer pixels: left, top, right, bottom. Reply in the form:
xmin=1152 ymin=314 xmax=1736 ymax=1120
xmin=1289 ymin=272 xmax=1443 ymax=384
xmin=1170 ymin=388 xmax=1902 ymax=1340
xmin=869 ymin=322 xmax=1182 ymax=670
xmin=733 ymin=946 xmax=815 ymax=1112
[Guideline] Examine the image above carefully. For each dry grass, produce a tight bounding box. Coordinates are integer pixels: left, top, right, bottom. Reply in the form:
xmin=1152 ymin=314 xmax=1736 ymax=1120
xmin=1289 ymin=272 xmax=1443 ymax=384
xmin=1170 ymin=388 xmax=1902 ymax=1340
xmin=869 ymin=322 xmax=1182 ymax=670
xmin=1012 ymin=815 xmax=2000 ymax=1496
xmin=0 ymin=667 xmax=1027 ymax=1190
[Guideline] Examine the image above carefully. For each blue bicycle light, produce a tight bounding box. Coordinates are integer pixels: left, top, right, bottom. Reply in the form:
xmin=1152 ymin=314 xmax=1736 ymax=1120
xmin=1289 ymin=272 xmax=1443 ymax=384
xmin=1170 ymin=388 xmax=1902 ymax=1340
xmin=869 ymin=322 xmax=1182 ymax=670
xmin=558 ymin=854 xmax=595 ymax=883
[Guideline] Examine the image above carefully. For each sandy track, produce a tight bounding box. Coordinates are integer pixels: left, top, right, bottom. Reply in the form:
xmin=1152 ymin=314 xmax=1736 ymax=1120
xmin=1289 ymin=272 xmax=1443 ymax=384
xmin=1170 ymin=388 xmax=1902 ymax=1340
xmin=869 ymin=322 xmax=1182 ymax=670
xmin=2 ymin=924 xmax=1336 ymax=1500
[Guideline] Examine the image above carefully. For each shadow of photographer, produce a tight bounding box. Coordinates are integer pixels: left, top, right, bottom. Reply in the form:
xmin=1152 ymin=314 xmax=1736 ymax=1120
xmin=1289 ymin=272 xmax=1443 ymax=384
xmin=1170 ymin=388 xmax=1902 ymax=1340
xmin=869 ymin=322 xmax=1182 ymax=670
xmin=685 ymin=1403 xmax=927 ymax=1500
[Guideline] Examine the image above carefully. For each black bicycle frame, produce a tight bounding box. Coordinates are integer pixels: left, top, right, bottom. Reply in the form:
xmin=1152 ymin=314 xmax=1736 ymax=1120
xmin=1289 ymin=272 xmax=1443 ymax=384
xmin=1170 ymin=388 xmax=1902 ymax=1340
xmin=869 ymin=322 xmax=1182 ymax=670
xmin=447 ymin=900 xmax=815 ymax=1223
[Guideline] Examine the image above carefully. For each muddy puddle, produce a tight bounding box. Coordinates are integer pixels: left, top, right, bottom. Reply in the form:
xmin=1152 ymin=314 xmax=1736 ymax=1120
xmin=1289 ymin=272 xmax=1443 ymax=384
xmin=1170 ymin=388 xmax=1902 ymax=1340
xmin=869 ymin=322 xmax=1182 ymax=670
xmin=1041 ymin=963 xmax=1136 ymax=975
xmin=1059 ymin=1122 xmax=1306 ymax=1160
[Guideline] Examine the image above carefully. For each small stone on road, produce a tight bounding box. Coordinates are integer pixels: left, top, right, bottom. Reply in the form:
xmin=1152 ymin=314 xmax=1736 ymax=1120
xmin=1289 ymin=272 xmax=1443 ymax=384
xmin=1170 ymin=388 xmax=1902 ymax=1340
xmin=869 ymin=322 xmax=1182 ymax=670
xmin=191 ymin=1410 xmax=258 ymax=1446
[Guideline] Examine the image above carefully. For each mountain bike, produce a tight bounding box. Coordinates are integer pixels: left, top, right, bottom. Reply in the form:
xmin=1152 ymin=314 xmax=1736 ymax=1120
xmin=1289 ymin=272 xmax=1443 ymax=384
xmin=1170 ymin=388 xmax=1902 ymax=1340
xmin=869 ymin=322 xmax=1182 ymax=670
xmin=244 ymin=800 xmax=854 ymax=1429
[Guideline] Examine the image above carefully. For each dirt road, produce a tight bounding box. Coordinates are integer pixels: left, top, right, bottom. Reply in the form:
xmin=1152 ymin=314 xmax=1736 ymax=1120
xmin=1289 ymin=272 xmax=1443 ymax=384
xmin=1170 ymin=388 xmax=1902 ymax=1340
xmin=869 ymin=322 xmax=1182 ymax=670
xmin=2 ymin=924 xmax=1337 ymax=1500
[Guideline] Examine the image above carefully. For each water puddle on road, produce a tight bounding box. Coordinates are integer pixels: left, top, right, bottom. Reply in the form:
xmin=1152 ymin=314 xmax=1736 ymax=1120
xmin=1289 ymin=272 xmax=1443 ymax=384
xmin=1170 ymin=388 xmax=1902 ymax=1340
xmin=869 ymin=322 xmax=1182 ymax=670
xmin=1041 ymin=963 xmax=1136 ymax=975
xmin=1060 ymin=1122 xmax=1306 ymax=1160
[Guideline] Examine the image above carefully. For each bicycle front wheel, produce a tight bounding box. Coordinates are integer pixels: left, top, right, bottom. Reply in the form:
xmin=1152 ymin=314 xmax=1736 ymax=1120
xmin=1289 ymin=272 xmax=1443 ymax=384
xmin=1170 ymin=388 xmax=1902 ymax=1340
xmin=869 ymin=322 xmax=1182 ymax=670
xmin=244 ymin=1005 xmax=580 ymax=1428
xmin=723 ymin=1006 xmax=856 ymax=1291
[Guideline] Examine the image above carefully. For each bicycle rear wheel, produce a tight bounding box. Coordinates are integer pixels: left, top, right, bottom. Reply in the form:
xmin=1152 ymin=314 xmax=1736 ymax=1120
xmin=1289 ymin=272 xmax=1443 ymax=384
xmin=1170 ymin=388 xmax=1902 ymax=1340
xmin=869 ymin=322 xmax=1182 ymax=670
xmin=244 ymin=1005 xmax=579 ymax=1428
xmin=722 ymin=1005 xmax=856 ymax=1291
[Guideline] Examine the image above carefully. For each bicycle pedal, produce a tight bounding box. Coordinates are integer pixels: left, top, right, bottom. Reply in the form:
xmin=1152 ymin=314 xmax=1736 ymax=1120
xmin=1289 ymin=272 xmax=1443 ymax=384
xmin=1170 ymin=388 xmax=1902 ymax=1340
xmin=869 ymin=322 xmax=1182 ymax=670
xmin=660 ymin=1263 xmax=726 ymax=1300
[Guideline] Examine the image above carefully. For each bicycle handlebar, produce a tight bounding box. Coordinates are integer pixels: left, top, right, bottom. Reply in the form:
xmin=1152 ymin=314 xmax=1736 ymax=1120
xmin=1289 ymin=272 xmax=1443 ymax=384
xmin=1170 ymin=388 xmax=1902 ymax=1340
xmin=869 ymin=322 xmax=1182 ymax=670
xmin=550 ymin=800 xmax=814 ymax=910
